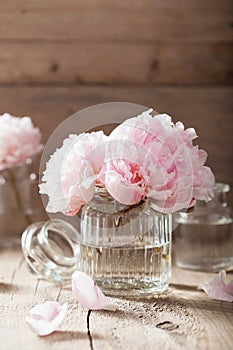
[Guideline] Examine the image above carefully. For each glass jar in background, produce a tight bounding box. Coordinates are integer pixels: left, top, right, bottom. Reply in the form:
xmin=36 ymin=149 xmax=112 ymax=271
xmin=21 ymin=187 xmax=172 ymax=297
xmin=0 ymin=157 xmax=47 ymax=247
xmin=174 ymin=183 xmax=233 ymax=271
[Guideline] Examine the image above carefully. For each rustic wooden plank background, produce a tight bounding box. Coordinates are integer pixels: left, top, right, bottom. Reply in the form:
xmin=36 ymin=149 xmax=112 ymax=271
xmin=0 ymin=0 xmax=232 ymax=202
xmin=0 ymin=3 xmax=233 ymax=348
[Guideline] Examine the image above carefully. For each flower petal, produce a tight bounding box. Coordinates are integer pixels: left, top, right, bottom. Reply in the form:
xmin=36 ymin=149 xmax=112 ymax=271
xmin=26 ymin=301 xmax=67 ymax=336
xmin=198 ymin=271 xmax=233 ymax=302
xmin=72 ymin=271 xmax=117 ymax=311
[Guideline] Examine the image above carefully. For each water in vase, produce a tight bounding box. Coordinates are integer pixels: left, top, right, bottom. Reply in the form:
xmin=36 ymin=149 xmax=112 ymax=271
xmin=80 ymin=241 xmax=171 ymax=296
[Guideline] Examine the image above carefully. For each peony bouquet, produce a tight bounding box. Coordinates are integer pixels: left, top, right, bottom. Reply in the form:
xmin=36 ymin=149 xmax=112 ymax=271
xmin=0 ymin=113 xmax=43 ymax=225
xmin=40 ymin=109 xmax=215 ymax=215
xmin=0 ymin=113 xmax=43 ymax=171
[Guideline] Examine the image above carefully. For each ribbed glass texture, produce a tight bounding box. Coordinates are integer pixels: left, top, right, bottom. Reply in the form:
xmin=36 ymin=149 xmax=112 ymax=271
xmin=80 ymin=188 xmax=172 ymax=296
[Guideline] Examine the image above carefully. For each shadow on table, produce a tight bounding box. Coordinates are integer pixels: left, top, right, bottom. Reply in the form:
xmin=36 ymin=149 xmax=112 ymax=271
xmin=0 ymin=282 xmax=29 ymax=294
xmin=170 ymin=283 xmax=233 ymax=313
xmin=45 ymin=330 xmax=104 ymax=342
xmin=105 ymin=286 xmax=233 ymax=321
xmin=0 ymin=282 xmax=15 ymax=293
xmin=169 ymin=283 xmax=198 ymax=291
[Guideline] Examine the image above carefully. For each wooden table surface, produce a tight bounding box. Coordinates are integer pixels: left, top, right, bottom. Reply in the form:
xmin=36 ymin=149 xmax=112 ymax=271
xmin=0 ymin=246 xmax=232 ymax=350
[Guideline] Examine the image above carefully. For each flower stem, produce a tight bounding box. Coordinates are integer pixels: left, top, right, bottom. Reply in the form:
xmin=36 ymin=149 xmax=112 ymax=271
xmin=7 ymin=168 xmax=32 ymax=226
xmin=87 ymin=310 xmax=94 ymax=350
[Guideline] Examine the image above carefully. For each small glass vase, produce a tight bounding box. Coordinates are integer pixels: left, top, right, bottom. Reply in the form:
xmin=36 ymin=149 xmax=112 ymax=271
xmin=80 ymin=188 xmax=172 ymax=297
xmin=22 ymin=188 xmax=172 ymax=297
xmin=174 ymin=183 xmax=233 ymax=271
xmin=0 ymin=158 xmax=47 ymax=247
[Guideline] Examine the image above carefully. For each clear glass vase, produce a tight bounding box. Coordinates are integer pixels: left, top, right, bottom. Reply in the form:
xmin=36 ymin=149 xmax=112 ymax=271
xmin=21 ymin=188 xmax=172 ymax=297
xmin=0 ymin=157 xmax=47 ymax=247
xmin=80 ymin=188 xmax=172 ymax=297
xmin=174 ymin=183 xmax=233 ymax=271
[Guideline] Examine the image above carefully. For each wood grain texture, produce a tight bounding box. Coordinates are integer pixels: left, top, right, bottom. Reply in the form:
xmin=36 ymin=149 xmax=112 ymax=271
xmin=0 ymin=85 xmax=232 ymax=205
xmin=0 ymin=42 xmax=232 ymax=85
xmin=0 ymin=0 xmax=232 ymax=42
xmin=0 ymin=247 xmax=232 ymax=350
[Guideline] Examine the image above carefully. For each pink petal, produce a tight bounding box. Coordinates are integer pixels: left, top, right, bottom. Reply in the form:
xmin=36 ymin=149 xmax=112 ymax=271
xmin=93 ymin=286 xmax=118 ymax=311
xmin=72 ymin=271 xmax=117 ymax=311
xmin=26 ymin=301 xmax=67 ymax=336
xmin=198 ymin=271 xmax=233 ymax=302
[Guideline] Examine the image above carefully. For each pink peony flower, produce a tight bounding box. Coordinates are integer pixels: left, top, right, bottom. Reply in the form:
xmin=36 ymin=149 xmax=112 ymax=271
xmin=0 ymin=113 xmax=43 ymax=171
xmin=72 ymin=271 xmax=117 ymax=311
xmin=103 ymin=159 xmax=147 ymax=205
xmin=40 ymin=108 xmax=214 ymax=215
xmin=175 ymin=120 xmax=215 ymax=201
xmin=40 ymin=131 xmax=107 ymax=215
xmin=109 ymin=109 xmax=215 ymax=213
xmin=101 ymin=139 xmax=173 ymax=206
xmin=198 ymin=271 xmax=233 ymax=302
xmin=26 ymin=301 xmax=67 ymax=336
